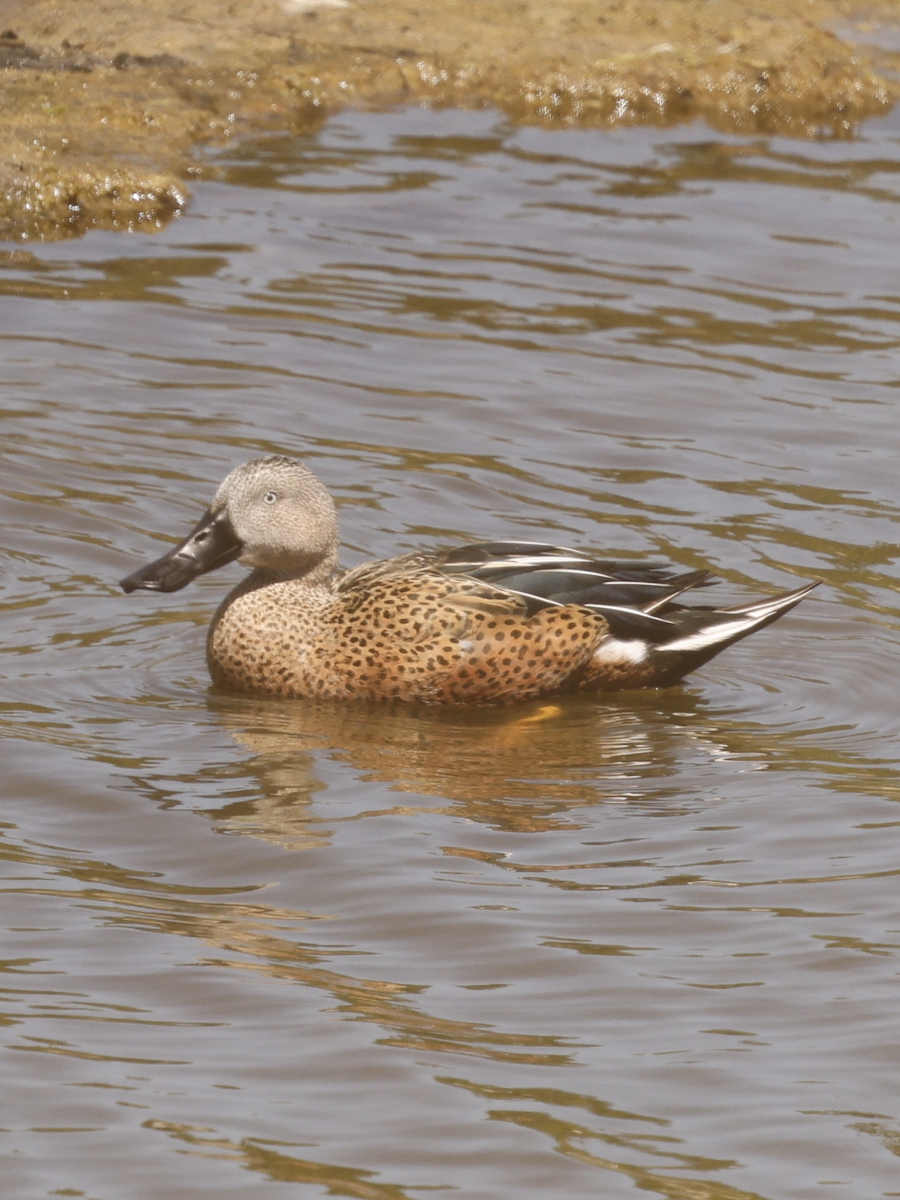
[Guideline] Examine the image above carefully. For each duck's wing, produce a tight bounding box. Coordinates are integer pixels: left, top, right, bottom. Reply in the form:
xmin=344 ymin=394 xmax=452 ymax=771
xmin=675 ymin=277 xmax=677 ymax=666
xmin=438 ymin=541 xmax=819 ymax=690
xmin=437 ymin=540 xmax=715 ymax=616
xmin=337 ymin=540 xmax=818 ymax=695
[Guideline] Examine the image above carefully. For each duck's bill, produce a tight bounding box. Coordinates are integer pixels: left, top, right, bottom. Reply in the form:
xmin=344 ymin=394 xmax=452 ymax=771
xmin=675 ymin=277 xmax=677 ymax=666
xmin=120 ymin=508 xmax=242 ymax=594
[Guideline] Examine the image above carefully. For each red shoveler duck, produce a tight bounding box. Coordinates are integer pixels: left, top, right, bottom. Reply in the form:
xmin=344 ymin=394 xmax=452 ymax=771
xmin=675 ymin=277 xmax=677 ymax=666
xmin=121 ymin=456 xmax=818 ymax=704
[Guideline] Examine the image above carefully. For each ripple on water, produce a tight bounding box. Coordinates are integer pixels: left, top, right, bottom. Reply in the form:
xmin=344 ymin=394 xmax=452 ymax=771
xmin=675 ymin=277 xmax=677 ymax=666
xmin=1 ymin=106 xmax=900 ymax=1199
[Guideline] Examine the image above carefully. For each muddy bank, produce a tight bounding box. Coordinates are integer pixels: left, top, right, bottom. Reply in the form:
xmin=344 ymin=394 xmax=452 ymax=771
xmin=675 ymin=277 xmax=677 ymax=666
xmin=0 ymin=0 xmax=898 ymax=239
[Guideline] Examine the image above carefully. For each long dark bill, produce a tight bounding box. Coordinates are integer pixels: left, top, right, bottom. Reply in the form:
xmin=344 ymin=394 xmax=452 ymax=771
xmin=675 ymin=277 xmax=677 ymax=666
xmin=120 ymin=508 xmax=242 ymax=594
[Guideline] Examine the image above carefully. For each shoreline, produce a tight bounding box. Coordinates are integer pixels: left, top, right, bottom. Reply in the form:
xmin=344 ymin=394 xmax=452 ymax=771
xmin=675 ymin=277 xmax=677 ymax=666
xmin=1 ymin=0 xmax=898 ymax=240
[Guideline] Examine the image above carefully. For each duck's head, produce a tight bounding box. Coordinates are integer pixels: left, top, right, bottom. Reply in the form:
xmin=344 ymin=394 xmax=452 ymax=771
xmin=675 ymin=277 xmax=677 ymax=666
xmin=120 ymin=456 xmax=340 ymax=594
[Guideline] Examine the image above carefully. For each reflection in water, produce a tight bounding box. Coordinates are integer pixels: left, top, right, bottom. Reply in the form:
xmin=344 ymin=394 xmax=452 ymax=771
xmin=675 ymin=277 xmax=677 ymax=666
xmin=152 ymin=1122 xmax=439 ymax=1200
xmin=0 ymin=821 xmax=580 ymax=1067
xmin=202 ymin=673 xmax=900 ymax=825
xmin=145 ymin=1126 xmax=417 ymax=1200
xmin=0 ymin=808 xmax=794 ymax=1200
xmin=2 ymin=106 xmax=900 ymax=1198
xmin=207 ymin=693 xmax=706 ymax=829
xmin=203 ymin=687 xmax=900 ymax=887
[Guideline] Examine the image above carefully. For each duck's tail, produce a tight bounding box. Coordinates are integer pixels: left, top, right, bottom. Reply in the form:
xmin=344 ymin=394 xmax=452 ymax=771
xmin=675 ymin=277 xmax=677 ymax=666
xmin=581 ymin=580 xmax=819 ymax=691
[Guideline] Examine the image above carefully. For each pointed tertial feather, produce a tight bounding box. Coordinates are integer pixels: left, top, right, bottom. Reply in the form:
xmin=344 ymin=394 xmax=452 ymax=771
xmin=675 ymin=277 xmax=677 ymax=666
xmin=640 ymin=569 xmax=714 ymax=613
xmin=440 ymin=541 xmax=716 ymax=617
xmin=442 ymin=541 xmax=715 ymax=587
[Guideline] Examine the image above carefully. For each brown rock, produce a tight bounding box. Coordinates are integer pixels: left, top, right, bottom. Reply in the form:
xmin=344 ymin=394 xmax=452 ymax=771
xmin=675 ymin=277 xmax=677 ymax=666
xmin=0 ymin=0 xmax=896 ymax=239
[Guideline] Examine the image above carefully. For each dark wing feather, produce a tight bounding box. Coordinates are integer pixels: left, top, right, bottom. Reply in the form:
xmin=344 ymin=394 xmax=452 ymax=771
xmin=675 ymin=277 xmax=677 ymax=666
xmin=438 ymin=541 xmax=714 ymax=617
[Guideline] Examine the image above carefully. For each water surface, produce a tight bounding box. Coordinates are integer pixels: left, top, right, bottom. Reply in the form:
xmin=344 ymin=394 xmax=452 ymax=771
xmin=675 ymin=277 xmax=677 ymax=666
xmin=2 ymin=107 xmax=900 ymax=1199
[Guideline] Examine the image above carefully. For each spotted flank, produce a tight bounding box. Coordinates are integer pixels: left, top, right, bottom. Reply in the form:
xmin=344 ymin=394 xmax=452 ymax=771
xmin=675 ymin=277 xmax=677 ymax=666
xmin=120 ymin=457 xmax=819 ymax=705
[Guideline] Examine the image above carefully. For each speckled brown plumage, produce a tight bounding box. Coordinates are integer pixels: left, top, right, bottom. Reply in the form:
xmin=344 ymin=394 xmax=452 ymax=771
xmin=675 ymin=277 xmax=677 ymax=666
xmin=120 ymin=456 xmax=819 ymax=704
xmin=207 ymin=562 xmax=608 ymax=704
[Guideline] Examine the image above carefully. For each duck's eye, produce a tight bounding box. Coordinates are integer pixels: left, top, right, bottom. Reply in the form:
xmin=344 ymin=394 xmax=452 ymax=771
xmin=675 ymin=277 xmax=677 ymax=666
xmin=263 ymin=491 xmax=279 ymax=504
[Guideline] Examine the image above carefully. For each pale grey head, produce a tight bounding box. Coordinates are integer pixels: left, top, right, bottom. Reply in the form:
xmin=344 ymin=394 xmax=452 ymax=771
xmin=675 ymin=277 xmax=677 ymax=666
xmin=215 ymin=456 xmax=339 ymax=576
xmin=120 ymin=456 xmax=341 ymax=594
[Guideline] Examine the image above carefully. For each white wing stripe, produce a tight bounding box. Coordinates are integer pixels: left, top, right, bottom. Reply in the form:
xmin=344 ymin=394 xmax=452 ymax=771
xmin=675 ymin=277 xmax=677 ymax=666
xmin=660 ymin=615 xmax=769 ymax=653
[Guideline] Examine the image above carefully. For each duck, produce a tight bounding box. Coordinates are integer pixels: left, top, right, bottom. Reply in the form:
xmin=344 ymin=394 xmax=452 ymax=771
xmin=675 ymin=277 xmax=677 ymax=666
xmin=120 ymin=455 xmax=818 ymax=704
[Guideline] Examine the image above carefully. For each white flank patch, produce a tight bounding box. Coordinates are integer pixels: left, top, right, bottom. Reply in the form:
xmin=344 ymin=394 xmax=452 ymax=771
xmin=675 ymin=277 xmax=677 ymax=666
xmin=593 ymin=639 xmax=647 ymax=666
